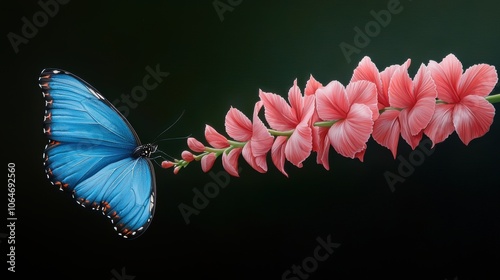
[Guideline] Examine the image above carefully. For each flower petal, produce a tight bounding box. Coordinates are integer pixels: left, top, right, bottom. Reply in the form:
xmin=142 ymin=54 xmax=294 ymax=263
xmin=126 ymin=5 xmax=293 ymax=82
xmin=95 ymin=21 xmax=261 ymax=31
xmin=406 ymin=64 xmax=437 ymax=135
xmin=250 ymin=101 xmax=274 ymax=157
xmin=259 ymin=90 xmax=296 ymax=131
xmin=271 ymin=136 xmax=288 ymax=177
xmin=427 ymin=54 xmax=463 ymax=103
xmin=187 ymin=137 xmax=205 ymax=152
xmin=242 ymin=143 xmax=267 ymax=173
xmin=346 ymin=80 xmax=379 ymax=120
xmin=388 ymin=65 xmax=414 ymax=109
xmin=285 ymin=121 xmax=312 ymax=168
xmin=225 ymin=107 xmax=252 ymax=141
xmin=288 ymin=79 xmax=304 ymax=120
xmin=315 ymin=81 xmax=349 ymax=121
xmin=222 ymin=148 xmax=242 ymax=177
xmin=453 ymin=95 xmax=495 ymax=145
xmin=372 ymin=110 xmax=401 ymax=158
xmin=181 ymin=150 xmax=195 ymax=162
xmin=205 ymin=125 xmax=229 ymax=148
xmin=328 ymin=103 xmax=373 ymax=159
xmin=351 ymin=56 xmax=383 ymax=99
xmin=305 ymin=75 xmax=323 ymax=96
xmin=315 ymin=127 xmax=331 ymax=170
xmin=354 ymin=149 xmax=366 ymax=162
xmin=201 ymin=152 xmax=216 ymax=173
xmin=399 ymin=109 xmax=423 ymax=149
xmin=424 ymin=103 xmax=455 ymax=146
xmin=458 ymin=64 xmax=498 ymax=98
xmin=161 ymin=160 xmax=174 ymax=169
xmin=379 ymin=61 xmax=409 ymax=108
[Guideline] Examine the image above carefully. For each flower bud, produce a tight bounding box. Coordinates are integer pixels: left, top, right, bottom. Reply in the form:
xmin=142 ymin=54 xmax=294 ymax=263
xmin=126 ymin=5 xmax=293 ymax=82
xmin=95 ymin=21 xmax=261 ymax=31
xmin=161 ymin=160 xmax=174 ymax=169
xmin=181 ymin=150 xmax=195 ymax=162
xmin=173 ymin=166 xmax=181 ymax=174
xmin=201 ymin=152 xmax=216 ymax=173
xmin=187 ymin=137 xmax=205 ymax=152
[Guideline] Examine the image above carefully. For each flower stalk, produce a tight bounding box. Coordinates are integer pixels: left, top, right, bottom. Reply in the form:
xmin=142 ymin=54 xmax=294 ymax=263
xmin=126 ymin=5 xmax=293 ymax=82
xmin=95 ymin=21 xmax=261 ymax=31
xmin=162 ymin=54 xmax=499 ymax=177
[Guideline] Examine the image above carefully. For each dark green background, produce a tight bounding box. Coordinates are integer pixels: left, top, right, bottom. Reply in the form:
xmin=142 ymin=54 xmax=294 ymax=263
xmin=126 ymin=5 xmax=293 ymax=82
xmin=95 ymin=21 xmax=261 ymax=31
xmin=3 ymin=0 xmax=500 ymax=279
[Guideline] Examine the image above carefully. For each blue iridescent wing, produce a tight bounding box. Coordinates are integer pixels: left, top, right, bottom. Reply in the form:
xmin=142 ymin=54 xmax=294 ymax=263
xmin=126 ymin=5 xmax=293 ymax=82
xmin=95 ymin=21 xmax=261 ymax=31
xmin=40 ymin=69 xmax=156 ymax=239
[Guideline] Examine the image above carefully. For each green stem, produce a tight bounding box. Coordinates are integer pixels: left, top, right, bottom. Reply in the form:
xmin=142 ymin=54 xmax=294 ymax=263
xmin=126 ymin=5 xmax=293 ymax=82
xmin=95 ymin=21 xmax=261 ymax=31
xmin=378 ymin=106 xmax=403 ymax=114
xmin=228 ymin=140 xmax=246 ymax=148
xmin=268 ymin=129 xmax=294 ymax=137
xmin=486 ymin=93 xmax=500 ymax=104
xmin=204 ymin=147 xmax=225 ymax=154
xmin=314 ymin=120 xmax=337 ymax=127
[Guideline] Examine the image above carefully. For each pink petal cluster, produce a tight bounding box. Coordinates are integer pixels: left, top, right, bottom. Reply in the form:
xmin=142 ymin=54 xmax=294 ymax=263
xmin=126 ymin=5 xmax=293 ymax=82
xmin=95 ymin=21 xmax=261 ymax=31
xmin=162 ymin=54 xmax=498 ymax=176
xmin=351 ymin=57 xmax=439 ymax=157
xmin=424 ymin=54 xmax=498 ymax=145
xmin=260 ymin=80 xmax=315 ymax=176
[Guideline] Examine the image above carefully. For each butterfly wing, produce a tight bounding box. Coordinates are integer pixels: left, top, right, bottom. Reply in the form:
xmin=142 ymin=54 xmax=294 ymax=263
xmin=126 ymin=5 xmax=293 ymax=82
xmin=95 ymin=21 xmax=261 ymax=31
xmin=40 ymin=69 xmax=156 ymax=238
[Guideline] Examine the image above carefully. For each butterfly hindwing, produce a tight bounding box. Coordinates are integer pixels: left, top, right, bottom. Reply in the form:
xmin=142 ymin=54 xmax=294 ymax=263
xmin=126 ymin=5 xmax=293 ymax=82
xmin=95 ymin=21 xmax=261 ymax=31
xmin=40 ymin=68 xmax=156 ymax=239
xmin=74 ymin=157 xmax=155 ymax=237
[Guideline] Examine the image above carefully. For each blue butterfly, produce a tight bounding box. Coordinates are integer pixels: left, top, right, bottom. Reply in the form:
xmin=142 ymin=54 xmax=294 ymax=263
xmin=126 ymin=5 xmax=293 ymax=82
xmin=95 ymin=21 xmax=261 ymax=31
xmin=40 ymin=68 xmax=156 ymax=239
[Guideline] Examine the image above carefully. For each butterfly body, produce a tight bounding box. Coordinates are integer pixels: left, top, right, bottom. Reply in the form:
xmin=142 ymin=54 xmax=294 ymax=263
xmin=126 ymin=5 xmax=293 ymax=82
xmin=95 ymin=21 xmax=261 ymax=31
xmin=40 ymin=69 xmax=156 ymax=239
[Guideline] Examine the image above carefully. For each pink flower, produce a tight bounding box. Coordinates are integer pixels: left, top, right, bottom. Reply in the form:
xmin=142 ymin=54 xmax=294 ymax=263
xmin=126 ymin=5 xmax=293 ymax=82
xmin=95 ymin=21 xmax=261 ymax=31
xmin=387 ymin=63 xmax=437 ymax=149
xmin=355 ymin=57 xmax=437 ymax=157
xmin=315 ymin=80 xmax=377 ymax=162
xmin=259 ymin=80 xmax=315 ymax=176
xmin=424 ymin=54 xmax=498 ymax=145
xmin=224 ymin=100 xmax=274 ymax=176
xmin=304 ymin=75 xmax=332 ymax=170
xmin=351 ymin=56 xmax=404 ymax=112
xmin=351 ymin=57 xmax=414 ymax=158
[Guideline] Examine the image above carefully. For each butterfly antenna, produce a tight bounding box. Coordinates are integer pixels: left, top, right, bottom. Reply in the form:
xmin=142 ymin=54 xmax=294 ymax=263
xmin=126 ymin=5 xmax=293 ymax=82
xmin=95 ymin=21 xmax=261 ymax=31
xmin=151 ymin=110 xmax=186 ymax=144
xmin=151 ymin=149 xmax=177 ymax=168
